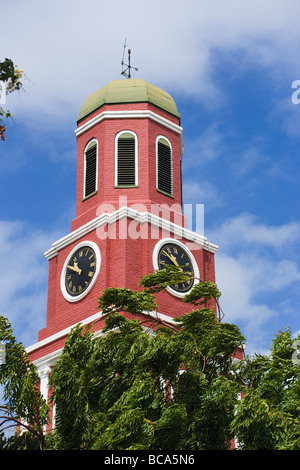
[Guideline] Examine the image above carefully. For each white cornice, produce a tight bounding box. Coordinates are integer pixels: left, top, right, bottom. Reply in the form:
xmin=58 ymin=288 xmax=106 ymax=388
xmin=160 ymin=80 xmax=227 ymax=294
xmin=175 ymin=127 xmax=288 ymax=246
xmin=26 ymin=309 xmax=176 ymax=362
xmin=74 ymin=110 xmax=183 ymax=138
xmin=44 ymin=206 xmax=218 ymax=260
xmin=26 ymin=309 xmax=103 ymax=356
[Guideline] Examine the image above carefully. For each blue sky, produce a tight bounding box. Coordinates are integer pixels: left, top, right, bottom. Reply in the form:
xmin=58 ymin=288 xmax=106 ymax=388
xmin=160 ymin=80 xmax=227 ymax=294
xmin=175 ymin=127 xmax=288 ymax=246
xmin=1 ymin=0 xmax=300 ymax=356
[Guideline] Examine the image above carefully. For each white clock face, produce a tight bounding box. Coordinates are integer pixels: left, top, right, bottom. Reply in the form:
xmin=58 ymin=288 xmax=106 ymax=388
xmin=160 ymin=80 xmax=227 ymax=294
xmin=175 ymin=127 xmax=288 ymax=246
xmin=153 ymin=239 xmax=199 ymax=298
xmin=60 ymin=241 xmax=101 ymax=303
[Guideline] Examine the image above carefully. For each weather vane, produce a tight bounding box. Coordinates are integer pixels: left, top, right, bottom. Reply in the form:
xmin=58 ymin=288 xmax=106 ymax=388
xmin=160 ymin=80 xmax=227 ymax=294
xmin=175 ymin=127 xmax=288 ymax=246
xmin=121 ymin=38 xmax=138 ymax=79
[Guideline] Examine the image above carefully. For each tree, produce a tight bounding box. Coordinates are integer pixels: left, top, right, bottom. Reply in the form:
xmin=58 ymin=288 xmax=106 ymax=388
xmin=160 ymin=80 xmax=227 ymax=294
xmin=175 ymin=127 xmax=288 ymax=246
xmin=0 ymin=316 xmax=49 ymax=450
xmin=49 ymin=314 xmax=243 ymax=450
xmin=231 ymin=328 xmax=300 ymax=450
xmin=0 ymin=265 xmax=299 ymax=449
xmin=49 ymin=266 xmax=245 ymax=450
xmin=0 ymin=58 xmax=24 ymax=141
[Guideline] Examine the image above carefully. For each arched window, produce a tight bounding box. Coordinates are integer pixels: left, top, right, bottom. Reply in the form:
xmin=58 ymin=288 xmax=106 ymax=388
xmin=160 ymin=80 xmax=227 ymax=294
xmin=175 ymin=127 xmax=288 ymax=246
xmin=156 ymin=136 xmax=173 ymax=196
xmin=115 ymin=131 xmax=138 ymax=187
xmin=84 ymin=139 xmax=98 ymax=198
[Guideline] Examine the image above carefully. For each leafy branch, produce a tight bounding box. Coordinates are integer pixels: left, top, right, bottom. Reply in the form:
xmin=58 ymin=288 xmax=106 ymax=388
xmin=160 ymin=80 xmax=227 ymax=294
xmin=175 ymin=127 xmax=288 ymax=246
xmin=0 ymin=58 xmax=24 ymax=141
xmin=0 ymin=316 xmax=49 ymax=449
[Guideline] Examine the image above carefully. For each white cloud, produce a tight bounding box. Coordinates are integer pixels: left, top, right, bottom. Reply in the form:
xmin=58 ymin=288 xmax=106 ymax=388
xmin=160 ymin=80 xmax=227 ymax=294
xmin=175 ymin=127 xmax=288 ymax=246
xmin=269 ymin=95 xmax=300 ymax=140
xmin=1 ymin=0 xmax=300 ymax=357
xmin=181 ymin=123 xmax=227 ymax=212
xmin=215 ymin=253 xmax=277 ymax=353
xmin=182 ymin=181 xmax=225 ymax=214
xmin=212 ymin=213 xmax=300 ymax=251
xmin=0 ymin=220 xmax=66 ymax=347
xmin=182 ymin=123 xmax=224 ymax=170
xmin=232 ymin=141 xmax=270 ymax=179
xmin=208 ymin=213 xmax=300 ymax=354
xmin=3 ymin=0 xmax=300 ymax=124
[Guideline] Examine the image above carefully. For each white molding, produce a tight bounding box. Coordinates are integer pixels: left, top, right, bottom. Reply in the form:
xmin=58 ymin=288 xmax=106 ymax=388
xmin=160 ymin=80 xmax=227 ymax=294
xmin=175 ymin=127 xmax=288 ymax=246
xmin=60 ymin=240 xmax=101 ymax=303
xmin=152 ymin=238 xmax=200 ymax=298
xmin=114 ymin=130 xmax=138 ymax=187
xmin=75 ymin=110 xmax=183 ymax=139
xmin=156 ymin=135 xmax=173 ymax=195
xmin=44 ymin=206 xmax=218 ymax=260
xmin=26 ymin=309 xmax=177 ymax=357
xmin=83 ymin=138 xmax=98 ymax=199
xmin=39 ymin=367 xmax=52 ymax=402
xmin=26 ymin=310 xmax=104 ymax=356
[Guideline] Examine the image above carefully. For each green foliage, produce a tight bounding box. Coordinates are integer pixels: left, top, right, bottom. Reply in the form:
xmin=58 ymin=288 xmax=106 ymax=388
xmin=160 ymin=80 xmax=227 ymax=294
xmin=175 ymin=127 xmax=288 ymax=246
xmin=183 ymin=280 xmax=221 ymax=307
xmin=175 ymin=309 xmax=244 ymax=378
xmin=232 ymin=328 xmax=300 ymax=450
xmin=98 ymin=287 xmax=157 ymax=316
xmin=1 ymin=266 xmax=299 ymax=450
xmin=0 ymin=431 xmax=41 ymax=450
xmin=0 ymin=58 xmax=24 ymax=141
xmin=152 ymin=404 xmax=187 ymax=450
xmin=140 ymin=264 xmax=192 ymax=293
xmin=0 ymin=316 xmax=49 ymax=449
xmin=48 ymin=325 xmax=95 ymax=449
xmin=50 ymin=271 xmax=246 ymax=450
xmin=0 ymin=58 xmax=23 ymax=91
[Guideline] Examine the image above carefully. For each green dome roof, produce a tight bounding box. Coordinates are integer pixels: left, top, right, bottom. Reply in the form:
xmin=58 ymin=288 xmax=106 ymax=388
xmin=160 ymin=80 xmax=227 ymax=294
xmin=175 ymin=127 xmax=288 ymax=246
xmin=77 ymin=78 xmax=180 ymax=122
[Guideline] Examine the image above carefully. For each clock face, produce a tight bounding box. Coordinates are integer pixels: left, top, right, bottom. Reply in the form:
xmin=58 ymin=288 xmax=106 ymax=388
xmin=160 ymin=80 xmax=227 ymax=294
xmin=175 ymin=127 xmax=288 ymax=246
xmin=62 ymin=243 xmax=99 ymax=300
xmin=157 ymin=242 xmax=194 ymax=293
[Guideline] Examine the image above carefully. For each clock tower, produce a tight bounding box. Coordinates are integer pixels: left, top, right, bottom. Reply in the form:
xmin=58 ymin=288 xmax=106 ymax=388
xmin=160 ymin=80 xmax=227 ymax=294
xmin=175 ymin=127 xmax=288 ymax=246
xmin=27 ymin=78 xmax=218 ymax=429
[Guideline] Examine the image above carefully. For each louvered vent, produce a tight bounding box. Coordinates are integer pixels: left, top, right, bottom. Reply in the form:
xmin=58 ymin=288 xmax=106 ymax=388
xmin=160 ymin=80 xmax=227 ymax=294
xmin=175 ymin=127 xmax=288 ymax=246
xmin=85 ymin=142 xmax=97 ymax=197
xmin=117 ymin=135 xmax=136 ymax=186
xmin=157 ymin=139 xmax=172 ymax=195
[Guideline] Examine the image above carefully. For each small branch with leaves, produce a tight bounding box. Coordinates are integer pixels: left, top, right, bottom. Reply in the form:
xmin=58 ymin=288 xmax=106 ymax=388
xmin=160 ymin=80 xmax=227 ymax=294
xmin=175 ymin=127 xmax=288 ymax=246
xmin=0 ymin=58 xmax=25 ymax=141
xmin=140 ymin=265 xmax=225 ymax=321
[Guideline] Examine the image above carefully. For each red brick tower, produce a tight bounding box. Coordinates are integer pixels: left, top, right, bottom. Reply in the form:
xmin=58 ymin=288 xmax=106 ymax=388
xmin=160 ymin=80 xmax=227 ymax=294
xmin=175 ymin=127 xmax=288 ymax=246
xmin=27 ymin=78 xmax=218 ymax=428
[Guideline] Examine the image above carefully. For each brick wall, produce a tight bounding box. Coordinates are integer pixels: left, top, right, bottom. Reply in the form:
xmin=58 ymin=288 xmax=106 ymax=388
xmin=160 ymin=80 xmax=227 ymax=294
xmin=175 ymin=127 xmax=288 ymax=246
xmin=29 ymin=99 xmax=216 ymax=365
xmin=35 ymin=217 xmax=216 ymax=358
xmin=71 ymin=102 xmax=182 ymax=231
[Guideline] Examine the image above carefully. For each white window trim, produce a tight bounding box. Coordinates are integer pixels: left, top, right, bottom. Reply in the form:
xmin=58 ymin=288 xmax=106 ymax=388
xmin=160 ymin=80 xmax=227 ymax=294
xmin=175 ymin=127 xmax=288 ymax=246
xmin=115 ymin=130 xmax=138 ymax=187
xmin=156 ymin=135 xmax=173 ymax=195
xmin=83 ymin=138 xmax=98 ymax=198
